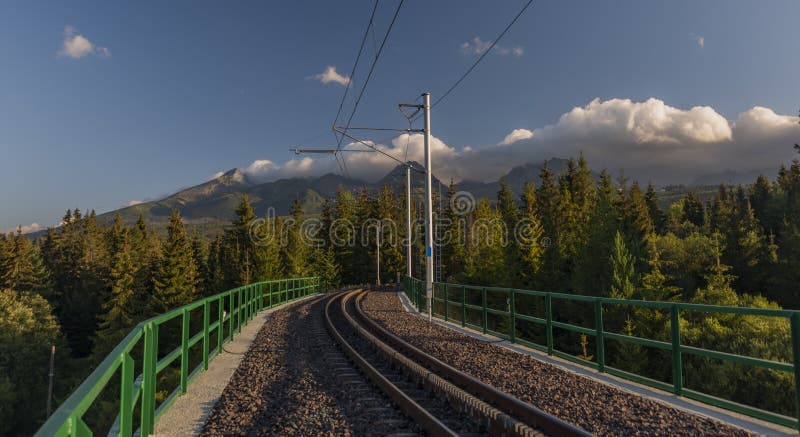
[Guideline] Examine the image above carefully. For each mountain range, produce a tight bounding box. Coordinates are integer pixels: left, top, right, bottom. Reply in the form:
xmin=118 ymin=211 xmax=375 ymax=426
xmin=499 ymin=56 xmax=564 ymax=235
xmin=84 ymin=156 xmax=770 ymax=236
xmin=97 ymin=159 xmax=576 ymax=228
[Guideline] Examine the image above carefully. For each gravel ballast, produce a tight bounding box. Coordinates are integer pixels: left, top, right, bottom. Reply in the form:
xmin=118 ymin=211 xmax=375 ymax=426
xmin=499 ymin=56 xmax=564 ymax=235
xmin=360 ymin=290 xmax=756 ymax=437
xmin=201 ymin=294 xmax=419 ymax=436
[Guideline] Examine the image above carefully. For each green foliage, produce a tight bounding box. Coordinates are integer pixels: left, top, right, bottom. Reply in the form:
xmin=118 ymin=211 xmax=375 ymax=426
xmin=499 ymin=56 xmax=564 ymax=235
xmin=609 ymin=231 xmax=636 ymax=299
xmin=150 ymin=210 xmax=197 ymax=313
xmin=0 ymin=290 xmax=68 ymax=435
xmin=8 ymin=146 xmax=800 ymax=432
xmin=283 ymin=198 xmax=312 ymax=277
xmin=93 ymin=233 xmax=140 ymax=358
xmin=0 ymin=228 xmax=50 ymax=296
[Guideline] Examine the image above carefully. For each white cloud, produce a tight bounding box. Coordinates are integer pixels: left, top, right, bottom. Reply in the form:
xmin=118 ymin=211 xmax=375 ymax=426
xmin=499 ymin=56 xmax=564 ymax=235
xmin=210 ymin=171 xmax=225 ymax=180
xmin=58 ymin=26 xmax=110 ymax=59
xmin=695 ymin=35 xmax=705 ymax=49
xmin=308 ymin=66 xmax=351 ymax=86
xmin=3 ymin=223 xmax=41 ymax=235
xmin=125 ymin=200 xmax=144 ymax=207
xmin=460 ymin=37 xmax=524 ymax=58
xmin=243 ymin=160 xmax=279 ymax=180
xmin=498 ymin=128 xmax=534 ymax=146
xmin=220 ymin=98 xmax=800 ymax=186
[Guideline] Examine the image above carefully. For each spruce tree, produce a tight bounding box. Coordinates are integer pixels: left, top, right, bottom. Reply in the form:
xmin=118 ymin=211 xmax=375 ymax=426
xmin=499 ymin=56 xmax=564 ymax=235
xmin=682 ymin=192 xmax=706 ymax=228
xmin=94 ymin=233 xmax=139 ymax=356
xmin=150 ymin=210 xmax=197 ymax=313
xmin=313 ymin=245 xmax=340 ymax=290
xmin=0 ymin=228 xmax=51 ymax=296
xmin=283 ymin=197 xmax=311 ymax=277
xmin=644 ymin=183 xmax=665 ymax=233
xmin=444 ymin=179 xmax=466 ymax=280
xmin=496 ymin=178 xmax=522 ymax=285
xmin=517 ymin=181 xmax=544 ymax=288
xmin=609 ymin=231 xmax=636 ymax=299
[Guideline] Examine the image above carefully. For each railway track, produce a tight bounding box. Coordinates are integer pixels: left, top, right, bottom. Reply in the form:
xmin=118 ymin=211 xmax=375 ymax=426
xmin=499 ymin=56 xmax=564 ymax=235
xmin=325 ymin=289 xmax=590 ymax=437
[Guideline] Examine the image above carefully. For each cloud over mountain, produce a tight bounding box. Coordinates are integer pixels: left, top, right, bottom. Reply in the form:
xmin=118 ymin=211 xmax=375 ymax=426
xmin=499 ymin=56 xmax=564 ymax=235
xmin=227 ymin=98 xmax=800 ymax=186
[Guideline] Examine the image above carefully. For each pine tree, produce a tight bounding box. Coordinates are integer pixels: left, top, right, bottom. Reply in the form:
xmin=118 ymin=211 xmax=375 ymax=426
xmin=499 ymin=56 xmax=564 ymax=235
xmin=444 ymin=179 xmax=466 ymax=280
xmin=749 ymin=175 xmax=773 ymax=230
xmin=94 ymin=233 xmax=139 ymax=356
xmin=517 ymin=181 xmax=544 ymax=288
xmin=283 ymin=197 xmax=311 ymax=277
xmin=639 ymin=235 xmax=681 ymax=301
xmin=191 ymin=232 xmax=210 ymax=294
xmin=206 ymin=234 xmax=225 ymax=294
xmin=333 ymin=187 xmax=359 ymax=284
xmin=573 ymin=170 xmax=618 ymax=296
xmin=108 ymin=213 xmax=126 ymax=255
xmin=537 ymin=160 xmax=564 ymax=290
xmin=644 ymin=183 xmax=665 ymax=233
xmin=496 ymin=178 xmax=522 ymax=286
xmin=313 ymin=245 xmax=340 ymax=290
xmin=609 ymin=231 xmax=636 ymax=299
xmin=683 ymin=192 xmax=706 ymax=228
xmin=150 ymin=210 xmax=197 ymax=313
xmin=0 ymin=228 xmax=51 ymax=296
xmin=621 ymin=182 xmax=654 ymax=249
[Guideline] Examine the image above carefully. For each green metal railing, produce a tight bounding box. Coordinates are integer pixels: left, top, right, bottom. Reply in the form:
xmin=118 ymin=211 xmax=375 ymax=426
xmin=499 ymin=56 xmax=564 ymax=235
xmin=404 ymin=275 xmax=800 ymax=430
xmin=37 ymin=277 xmax=321 ymax=437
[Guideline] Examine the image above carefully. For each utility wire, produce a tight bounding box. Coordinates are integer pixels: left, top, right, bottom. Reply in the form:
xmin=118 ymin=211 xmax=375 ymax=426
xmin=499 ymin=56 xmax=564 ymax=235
xmin=413 ymin=0 xmax=534 ymax=122
xmin=336 ymin=0 xmax=405 ymax=150
xmin=331 ymin=0 xmax=379 ymax=136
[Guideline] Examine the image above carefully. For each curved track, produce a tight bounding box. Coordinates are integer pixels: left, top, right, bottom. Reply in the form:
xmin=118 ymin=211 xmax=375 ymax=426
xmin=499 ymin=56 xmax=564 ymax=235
xmin=326 ymin=289 xmax=590 ymax=436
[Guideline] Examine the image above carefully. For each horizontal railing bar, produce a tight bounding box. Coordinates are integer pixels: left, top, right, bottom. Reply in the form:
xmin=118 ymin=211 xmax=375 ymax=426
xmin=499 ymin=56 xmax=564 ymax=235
xmin=514 ymin=313 xmax=546 ymax=325
xmin=680 ymin=345 xmax=793 ymax=372
xmin=604 ymin=366 xmax=674 ymax=392
xmin=486 ymin=307 xmax=510 ymax=317
xmin=156 ymin=347 xmax=182 ymax=374
xmin=188 ymin=330 xmax=204 ymax=348
xmin=604 ymin=332 xmax=672 ymax=351
xmin=552 ymin=320 xmax=596 ymax=336
xmin=552 ymin=350 xmax=598 ymax=369
xmin=682 ymin=388 xmax=797 ymax=428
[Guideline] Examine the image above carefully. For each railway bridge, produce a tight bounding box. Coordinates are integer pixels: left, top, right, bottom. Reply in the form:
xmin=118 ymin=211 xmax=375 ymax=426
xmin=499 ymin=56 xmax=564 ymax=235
xmin=36 ymin=277 xmax=799 ymax=436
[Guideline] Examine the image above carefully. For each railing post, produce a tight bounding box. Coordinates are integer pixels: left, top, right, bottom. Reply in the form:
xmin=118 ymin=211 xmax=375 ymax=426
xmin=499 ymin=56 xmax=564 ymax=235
xmin=269 ymin=282 xmax=273 ymax=308
xmin=180 ymin=308 xmax=189 ymax=394
xmin=119 ymin=352 xmax=134 ymax=437
xmin=510 ymin=289 xmax=516 ymax=343
xmin=481 ymin=287 xmax=488 ymax=334
xmin=444 ymin=284 xmax=449 ymax=322
xmin=217 ymin=295 xmax=224 ymax=354
xmin=140 ymin=323 xmax=158 ymax=436
xmin=461 ymin=286 xmax=466 ymax=327
xmin=237 ymin=288 xmax=242 ymax=333
xmin=595 ymin=299 xmax=605 ymax=372
xmin=671 ymin=305 xmax=682 ymax=396
xmin=545 ymin=293 xmax=553 ymax=355
xmin=791 ymin=312 xmax=800 ymax=431
xmin=247 ymin=285 xmax=252 ymax=321
xmin=229 ymin=291 xmax=234 ymax=340
xmin=244 ymin=285 xmax=249 ymax=321
xmin=203 ymin=301 xmax=210 ymax=370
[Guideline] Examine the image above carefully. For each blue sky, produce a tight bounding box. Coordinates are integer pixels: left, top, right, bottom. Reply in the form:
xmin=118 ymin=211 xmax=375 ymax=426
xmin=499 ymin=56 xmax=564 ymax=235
xmin=1 ymin=0 xmax=799 ymax=231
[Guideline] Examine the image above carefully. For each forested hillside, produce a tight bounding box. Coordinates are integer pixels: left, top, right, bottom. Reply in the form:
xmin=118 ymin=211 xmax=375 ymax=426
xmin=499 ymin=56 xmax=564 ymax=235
xmin=2 ymin=147 xmax=799 ymax=434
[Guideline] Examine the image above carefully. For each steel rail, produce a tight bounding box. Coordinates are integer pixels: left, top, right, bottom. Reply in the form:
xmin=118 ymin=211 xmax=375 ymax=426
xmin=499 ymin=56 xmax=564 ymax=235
xmin=334 ymin=290 xmax=543 ymax=437
xmin=324 ymin=291 xmax=457 ymax=436
xmin=353 ymin=291 xmax=593 ymax=437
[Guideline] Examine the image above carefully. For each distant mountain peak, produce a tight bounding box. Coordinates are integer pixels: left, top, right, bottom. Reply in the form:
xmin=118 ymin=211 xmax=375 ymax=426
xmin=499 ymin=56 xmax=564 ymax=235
xmin=218 ymin=168 xmax=252 ymax=186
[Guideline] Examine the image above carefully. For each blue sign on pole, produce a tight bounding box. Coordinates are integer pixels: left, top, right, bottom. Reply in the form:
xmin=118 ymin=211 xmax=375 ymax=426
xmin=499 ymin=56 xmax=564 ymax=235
xmin=426 ymin=246 xmax=432 ymax=257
